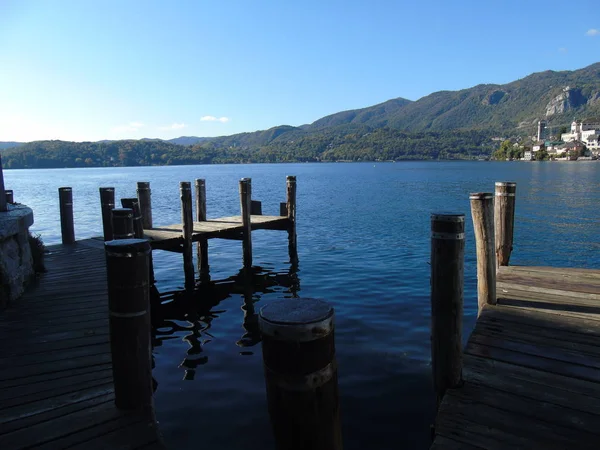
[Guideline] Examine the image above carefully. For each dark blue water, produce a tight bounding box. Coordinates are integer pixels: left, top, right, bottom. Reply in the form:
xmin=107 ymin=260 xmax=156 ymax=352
xmin=5 ymin=162 xmax=600 ymax=449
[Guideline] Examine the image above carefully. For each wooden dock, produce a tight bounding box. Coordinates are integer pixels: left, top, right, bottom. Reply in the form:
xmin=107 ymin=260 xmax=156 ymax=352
xmin=0 ymin=239 xmax=164 ymax=450
xmin=431 ymin=264 xmax=600 ymax=449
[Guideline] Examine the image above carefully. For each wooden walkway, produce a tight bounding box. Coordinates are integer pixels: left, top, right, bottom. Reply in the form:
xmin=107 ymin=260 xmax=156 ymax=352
xmin=0 ymin=239 xmax=164 ymax=450
xmin=432 ymin=265 xmax=600 ymax=449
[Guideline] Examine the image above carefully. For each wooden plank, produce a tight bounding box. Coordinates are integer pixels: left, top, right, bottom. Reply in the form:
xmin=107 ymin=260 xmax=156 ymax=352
xmin=0 ymin=363 xmax=112 ymax=389
xmin=497 ymin=281 xmax=600 ymax=302
xmin=500 ymin=265 xmax=600 ymax=279
xmin=64 ymin=418 xmax=161 ymax=450
xmin=2 ymin=342 xmax=110 ymax=368
xmin=430 ymin=435 xmax=485 ymax=449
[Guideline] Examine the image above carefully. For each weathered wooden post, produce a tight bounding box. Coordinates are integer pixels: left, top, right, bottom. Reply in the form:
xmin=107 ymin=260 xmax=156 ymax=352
xmin=430 ymin=213 xmax=464 ymax=409
xmin=121 ymin=198 xmax=144 ymax=239
xmin=0 ymin=155 xmax=6 ymax=212
xmin=99 ymin=187 xmax=115 ymax=241
xmin=239 ymin=178 xmax=252 ymax=269
xmin=136 ymin=182 xmax=153 ymax=229
xmin=5 ymin=190 xmax=13 ymax=204
xmin=181 ymin=181 xmax=195 ymax=290
xmin=259 ymin=298 xmax=342 ymax=450
xmin=470 ymin=193 xmax=497 ymax=314
xmin=494 ymin=181 xmax=517 ymax=267
xmin=286 ymin=176 xmax=298 ymax=266
xmin=58 ymin=187 xmax=75 ymax=245
xmin=195 ymin=179 xmax=209 ymax=283
xmin=104 ymin=238 xmax=153 ymax=410
xmin=112 ymin=208 xmax=134 ymax=240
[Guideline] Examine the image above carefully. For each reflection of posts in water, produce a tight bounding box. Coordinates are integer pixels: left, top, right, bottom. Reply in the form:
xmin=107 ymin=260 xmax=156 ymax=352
xmin=259 ymin=298 xmax=342 ymax=450
xmin=195 ymin=179 xmax=210 ymax=283
xmin=238 ymin=272 xmax=261 ymax=348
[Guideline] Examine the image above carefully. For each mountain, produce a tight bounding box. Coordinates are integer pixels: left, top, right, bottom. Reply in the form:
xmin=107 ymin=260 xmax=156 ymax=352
xmin=0 ymin=142 xmax=23 ymax=150
xmin=3 ymin=62 xmax=600 ymax=168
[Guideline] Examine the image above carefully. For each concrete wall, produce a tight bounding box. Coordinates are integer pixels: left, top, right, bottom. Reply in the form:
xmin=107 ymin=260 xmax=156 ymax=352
xmin=0 ymin=205 xmax=34 ymax=309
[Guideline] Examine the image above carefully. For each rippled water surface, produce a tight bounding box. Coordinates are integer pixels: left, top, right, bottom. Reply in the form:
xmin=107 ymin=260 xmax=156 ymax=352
xmin=5 ymin=161 xmax=600 ymax=449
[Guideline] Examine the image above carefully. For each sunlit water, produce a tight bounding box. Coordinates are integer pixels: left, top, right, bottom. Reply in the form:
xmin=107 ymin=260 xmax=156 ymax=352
xmin=5 ymin=161 xmax=600 ymax=449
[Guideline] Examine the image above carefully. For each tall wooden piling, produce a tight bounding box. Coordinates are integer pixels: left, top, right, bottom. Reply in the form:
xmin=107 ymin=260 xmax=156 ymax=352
xmin=5 ymin=190 xmax=13 ymax=204
xmin=99 ymin=187 xmax=115 ymax=241
xmin=494 ymin=181 xmax=517 ymax=267
xmin=104 ymin=238 xmax=153 ymax=410
xmin=0 ymin=155 xmax=6 ymax=212
xmin=430 ymin=213 xmax=464 ymax=409
xmin=286 ymin=176 xmax=298 ymax=265
xmin=112 ymin=208 xmax=134 ymax=240
xmin=239 ymin=178 xmax=252 ymax=269
xmin=259 ymin=298 xmax=342 ymax=450
xmin=470 ymin=193 xmax=497 ymax=313
xmin=121 ymin=198 xmax=144 ymax=239
xmin=195 ymin=179 xmax=209 ymax=282
xmin=58 ymin=187 xmax=75 ymax=245
xmin=180 ymin=182 xmax=195 ymax=290
xmin=136 ymin=182 xmax=153 ymax=229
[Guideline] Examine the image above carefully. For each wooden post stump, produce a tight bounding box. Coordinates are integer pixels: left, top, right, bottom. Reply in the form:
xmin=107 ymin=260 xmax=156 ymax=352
xmin=494 ymin=181 xmax=517 ymax=267
xmin=470 ymin=192 xmax=497 ymax=314
xmin=0 ymin=155 xmax=6 ymax=212
xmin=195 ymin=179 xmax=209 ymax=282
xmin=239 ymin=178 xmax=252 ymax=269
xmin=259 ymin=298 xmax=342 ymax=450
xmin=104 ymin=238 xmax=153 ymax=410
xmin=136 ymin=182 xmax=153 ymax=229
xmin=99 ymin=187 xmax=115 ymax=241
xmin=430 ymin=213 xmax=464 ymax=409
xmin=112 ymin=208 xmax=134 ymax=240
xmin=58 ymin=187 xmax=75 ymax=244
xmin=5 ymin=190 xmax=13 ymax=204
xmin=121 ymin=198 xmax=144 ymax=239
xmin=180 ymin=181 xmax=195 ymax=290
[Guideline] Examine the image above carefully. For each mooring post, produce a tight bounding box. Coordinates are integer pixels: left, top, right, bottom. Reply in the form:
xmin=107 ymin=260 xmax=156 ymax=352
xmin=0 ymin=155 xmax=6 ymax=212
xmin=430 ymin=213 xmax=464 ymax=409
xmin=136 ymin=182 xmax=153 ymax=229
xmin=99 ymin=187 xmax=115 ymax=241
xmin=239 ymin=178 xmax=252 ymax=269
xmin=121 ymin=198 xmax=144 ymax=239
xmin=112 ymin=208 xmax=135 ymax=240
xmin=286 ymin=176 xmax=298 ymax=265
xmin=181 ymin=181 xmax=195 ymax=290
xmin=5 ymin=190 xmax=13 ymax=204
xmin=195 ymin=179 xmax=209 ymax=282
xmin=494 ymin=181 xmax=517 ymax=267
xmin=104 ymin=238 xmax=153 ymax=410
xmin=470 ymin=192 xmax=497 ymax=314
xmin=251 ymin=200 xmax=262 ymax=215
xmin=58 ymin=187 xmax=75 ymax=245
xmin=259 ymin=298 xmax=342 ymax=450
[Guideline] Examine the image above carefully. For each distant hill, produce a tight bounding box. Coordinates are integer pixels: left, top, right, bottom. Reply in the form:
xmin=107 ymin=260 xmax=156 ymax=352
xmin=3 ymin=62 xmax=600 ymax=168
xmin=0 ymin=142 xmax=23 ymax=150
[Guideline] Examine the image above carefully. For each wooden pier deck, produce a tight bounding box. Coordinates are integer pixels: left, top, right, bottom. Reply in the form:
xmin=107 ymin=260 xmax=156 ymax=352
xmin=431 ymin=264 xmax=600 ymax=449
xmin=0 ymin=240 xmax=164 ymax=450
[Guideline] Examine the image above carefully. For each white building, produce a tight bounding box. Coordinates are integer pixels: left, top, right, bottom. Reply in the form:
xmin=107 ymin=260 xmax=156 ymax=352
xmin=561 ymin=118 xmax=600 ymax=149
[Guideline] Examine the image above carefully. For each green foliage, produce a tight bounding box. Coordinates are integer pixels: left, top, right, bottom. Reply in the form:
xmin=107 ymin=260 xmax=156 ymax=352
xmin=537 ymin=147 xmax=549 ymax=161
xmin=28 ymin=233 xmax=46 ymax=273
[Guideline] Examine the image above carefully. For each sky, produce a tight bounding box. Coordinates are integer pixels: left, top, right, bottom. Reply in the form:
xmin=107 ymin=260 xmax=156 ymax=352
xmin=0 ymin=0 xmax=598 ymax=142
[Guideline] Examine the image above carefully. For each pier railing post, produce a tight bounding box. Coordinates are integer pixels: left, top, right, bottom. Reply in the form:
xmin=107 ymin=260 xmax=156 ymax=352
xmin=259 ymin=298 xmax=342 ymax=450
xmin=430 ymin=213 xmax=464 ymax=409
xmin=112 ymin=208 xmax=135 ymax=240
xmin=494 ymin=181 xmax=517 ymax=267
xmin=181 ymin=181 xmax=195 ymax=290
xmin=0 ymin=155 xmax=7 ymax=212
xmin=136 ymin=182 xmax=153 ymax=229
xmin=470 ymin=193 xmax=497 ymax=314
xmin=99 ymin=187 xmax=115 ymax=241
xmin=121 ymin=198 xmax=144 ymax=239
xmin=239 ymin=178 xmax=252 ymax=269
xmin=104 ymin=238 xmax=153 ymax=410
xmin=195 ymin=179 xmax=209 ymax=282
xmin=58 ymin=187 xmax=75 ymax=245
xmin=5 ymin=190 xmax=13 ymax=204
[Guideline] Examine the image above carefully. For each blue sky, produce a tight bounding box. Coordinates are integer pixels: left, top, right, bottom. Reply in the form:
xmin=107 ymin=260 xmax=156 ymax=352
xmin=1 ymin=0 xmax=598 ymax=142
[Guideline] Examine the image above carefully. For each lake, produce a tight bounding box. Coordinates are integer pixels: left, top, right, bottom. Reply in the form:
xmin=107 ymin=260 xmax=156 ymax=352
xmin=4 ymin=161 xmax=600 ymax=449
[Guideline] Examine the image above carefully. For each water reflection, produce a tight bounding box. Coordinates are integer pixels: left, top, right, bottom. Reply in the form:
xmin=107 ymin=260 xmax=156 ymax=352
xmin=151 ymin=263 xmax=300 ymax=381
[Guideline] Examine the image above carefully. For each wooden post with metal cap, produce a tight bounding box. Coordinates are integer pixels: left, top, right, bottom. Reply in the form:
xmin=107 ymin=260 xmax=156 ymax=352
xmin=99 ymin=187 xmax=115 ymax=241
xmin=494 ymin=181 xmax=517 ymax=267
xmin=470 ymin=192 xmax=497 ymax=314
xmin=259 ymin=298 xmax=342 ymax=450
xmin=112 ymin=208 xmax=135 ymax=240
xmin=121 ymin=198 xmax=145 ymax=239
xmin=430 ymin=212 xmax=464 ymax=409
xmin=136 ymin=182 xmax=153 ymax=229
xmin=286 ymin=176 xmax=298 ymax=266
xmin=195 ymin=178 xmax=210 ymax=283
xmin=180 ymin=181 xmax=195 ymax=290
xmin=239 ymin=178 xmax=252 ymax=269
xmin=104 ymin=238 xmax=153 ymax=410
xmin=58 ymin=187 xmax=75 ymax=244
